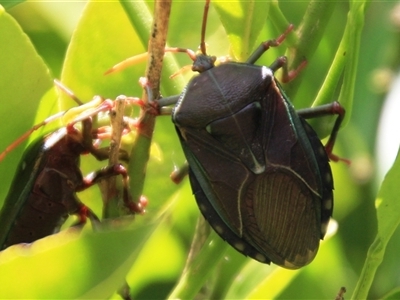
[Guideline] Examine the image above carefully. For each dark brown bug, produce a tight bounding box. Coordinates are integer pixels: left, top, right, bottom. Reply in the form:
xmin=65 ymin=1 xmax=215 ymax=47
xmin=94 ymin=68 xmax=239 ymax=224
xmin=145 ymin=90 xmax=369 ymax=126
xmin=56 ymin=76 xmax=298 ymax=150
xmin=0 ymin=94 xmax=145 ymax=249
xmin=160 ymin=0 xmax=346 ymax=268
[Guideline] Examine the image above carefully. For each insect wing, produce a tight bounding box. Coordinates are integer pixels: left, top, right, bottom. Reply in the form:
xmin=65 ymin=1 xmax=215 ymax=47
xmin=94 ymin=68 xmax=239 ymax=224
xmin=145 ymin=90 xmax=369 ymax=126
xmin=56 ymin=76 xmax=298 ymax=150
xmin=0 ymin=128 xmax=73 ymax=248
xmin=0 ymin=137 xmax=47 ymax=248
xmin=177 ymin=126 xmax=274 ymax=263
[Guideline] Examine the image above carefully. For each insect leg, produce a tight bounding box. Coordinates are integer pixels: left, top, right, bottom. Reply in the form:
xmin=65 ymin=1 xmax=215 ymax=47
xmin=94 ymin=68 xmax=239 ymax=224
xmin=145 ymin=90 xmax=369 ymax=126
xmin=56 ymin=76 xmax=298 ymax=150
xmin=170 ymin=161 xmax=189 ymax=184
xmin=246 ymin=24 xmax=294 ymax=65
xmin=77 ymin=164 xmax=146 ymax=214
xmin=297 ymin=101 xmax=348 ymax=163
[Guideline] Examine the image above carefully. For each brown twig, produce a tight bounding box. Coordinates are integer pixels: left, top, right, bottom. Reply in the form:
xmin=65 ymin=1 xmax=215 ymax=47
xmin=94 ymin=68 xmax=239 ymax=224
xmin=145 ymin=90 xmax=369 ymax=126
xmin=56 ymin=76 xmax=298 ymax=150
xmin=128 ymin=0 xmax=172 ymax=205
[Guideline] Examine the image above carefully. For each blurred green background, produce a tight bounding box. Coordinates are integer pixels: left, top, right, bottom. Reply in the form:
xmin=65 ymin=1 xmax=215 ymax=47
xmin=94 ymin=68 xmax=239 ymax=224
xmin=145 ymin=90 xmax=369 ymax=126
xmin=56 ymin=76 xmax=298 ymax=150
xmin=0 ymin=0 xmax=399 ymax=299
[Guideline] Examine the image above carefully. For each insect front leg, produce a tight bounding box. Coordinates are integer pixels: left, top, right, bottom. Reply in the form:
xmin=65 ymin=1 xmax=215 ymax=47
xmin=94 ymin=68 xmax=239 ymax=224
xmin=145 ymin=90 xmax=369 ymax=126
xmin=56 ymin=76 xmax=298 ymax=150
xmin=246 ymin=24 xmax=294 ymax=65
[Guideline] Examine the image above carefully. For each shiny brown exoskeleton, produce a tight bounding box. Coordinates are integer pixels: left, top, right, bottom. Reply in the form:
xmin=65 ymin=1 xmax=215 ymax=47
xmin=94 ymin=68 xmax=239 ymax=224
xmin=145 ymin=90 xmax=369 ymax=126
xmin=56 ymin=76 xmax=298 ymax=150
xmin=0 ymin=113 xmax=144 ymax=249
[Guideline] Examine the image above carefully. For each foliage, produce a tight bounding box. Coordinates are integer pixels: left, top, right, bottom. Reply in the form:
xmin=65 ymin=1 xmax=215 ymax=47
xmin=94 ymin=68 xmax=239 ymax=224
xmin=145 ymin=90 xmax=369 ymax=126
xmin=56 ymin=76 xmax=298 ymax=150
xmin=0 ymin=0 xmax=399 ymax=299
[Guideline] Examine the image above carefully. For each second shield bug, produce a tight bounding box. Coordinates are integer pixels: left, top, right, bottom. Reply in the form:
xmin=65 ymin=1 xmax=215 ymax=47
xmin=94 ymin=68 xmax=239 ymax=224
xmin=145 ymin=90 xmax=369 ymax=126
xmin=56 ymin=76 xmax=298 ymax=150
xmin=0 ymin=87 xmax=146 ymax=250
xmin=160 ymin=0 xmax=346 ymax=269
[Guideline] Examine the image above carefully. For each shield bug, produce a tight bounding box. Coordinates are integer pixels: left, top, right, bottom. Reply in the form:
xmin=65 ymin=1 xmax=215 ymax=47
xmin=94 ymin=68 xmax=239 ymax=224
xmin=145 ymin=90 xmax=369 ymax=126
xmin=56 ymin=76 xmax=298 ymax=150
xmin=0 ymin=87 xmax=146 ymax=249
xmin=162 ymin=0 xmax=346 ymax=269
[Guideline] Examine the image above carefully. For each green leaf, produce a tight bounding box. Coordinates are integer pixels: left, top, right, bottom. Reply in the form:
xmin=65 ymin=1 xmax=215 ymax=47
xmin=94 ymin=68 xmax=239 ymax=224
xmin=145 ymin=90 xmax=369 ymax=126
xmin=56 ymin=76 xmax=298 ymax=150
xmin=352 ymin=147 xmax=400 ymax=299
xmin=168 ymin=229 xmax=230 ymax=299
xmin=381 ymin=287 xmax=400 ymax=300
xmin=0 ymin=6 xmax=52 ymax=206
xmin=0 ymin=217 xmax=157 ymax=298
xmin=213 ymin=1 xmax=270 ymax=60
xmin=0 ymin=1 xmax=25 ymax=9
xmin=60 ymin=0 xmax=147 ymax=104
